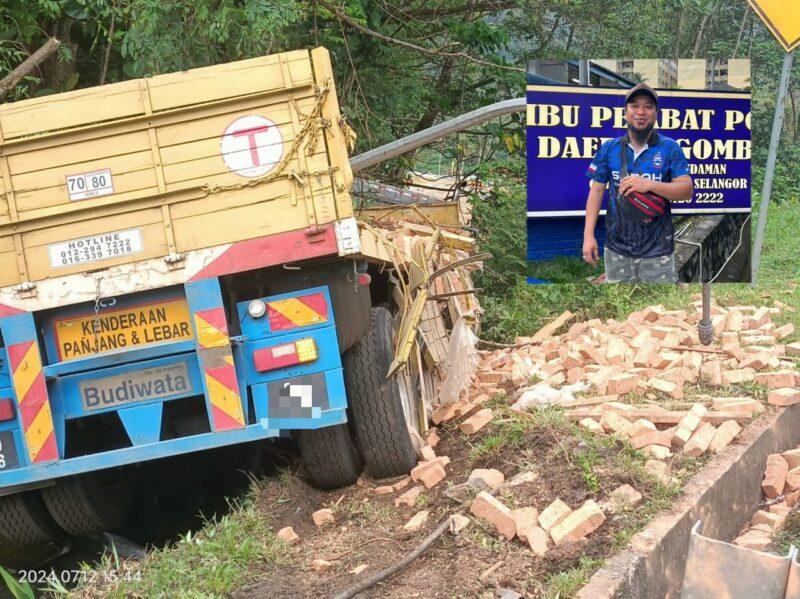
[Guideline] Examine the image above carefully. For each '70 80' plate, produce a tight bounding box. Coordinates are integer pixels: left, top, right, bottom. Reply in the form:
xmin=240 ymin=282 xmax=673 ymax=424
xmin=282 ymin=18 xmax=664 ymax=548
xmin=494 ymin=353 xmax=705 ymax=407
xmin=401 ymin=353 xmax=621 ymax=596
xmin=47 ymin=228 xmax=143 ymax=269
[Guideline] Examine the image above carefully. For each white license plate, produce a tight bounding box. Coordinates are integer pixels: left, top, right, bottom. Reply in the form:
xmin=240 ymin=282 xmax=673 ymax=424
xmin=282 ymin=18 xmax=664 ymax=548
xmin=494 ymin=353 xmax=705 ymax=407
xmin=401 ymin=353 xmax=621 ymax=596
xmin=66 ymin=168 xmax=114 ymax=201
xmin=48 ymin=228 xmax=143 ymax=269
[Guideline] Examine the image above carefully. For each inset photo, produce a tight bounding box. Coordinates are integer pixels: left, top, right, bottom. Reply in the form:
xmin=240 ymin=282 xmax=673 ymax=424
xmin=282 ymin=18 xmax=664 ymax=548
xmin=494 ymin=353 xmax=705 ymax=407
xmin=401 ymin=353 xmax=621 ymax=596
xmin=526 ymin=59 xmax=751 ymax=284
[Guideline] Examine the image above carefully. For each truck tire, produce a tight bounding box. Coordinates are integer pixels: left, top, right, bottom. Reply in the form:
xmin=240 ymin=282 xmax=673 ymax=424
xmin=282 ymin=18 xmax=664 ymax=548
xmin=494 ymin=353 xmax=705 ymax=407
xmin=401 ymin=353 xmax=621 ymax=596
xmin=41 ymin=470 xmax=133 ymax=536
xmin=344 ymin=307 xmax=419 ymax=479
xmin=298 ymin=424 xmax=363 ymax=490
xmin=0 ymin=492 xmax=63 ymax=547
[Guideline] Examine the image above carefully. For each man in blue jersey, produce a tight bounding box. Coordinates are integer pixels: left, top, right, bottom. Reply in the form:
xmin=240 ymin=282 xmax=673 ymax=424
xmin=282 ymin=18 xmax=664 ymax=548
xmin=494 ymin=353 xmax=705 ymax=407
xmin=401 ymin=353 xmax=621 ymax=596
xmin=583 ymin=83 xmax=693 ymax=283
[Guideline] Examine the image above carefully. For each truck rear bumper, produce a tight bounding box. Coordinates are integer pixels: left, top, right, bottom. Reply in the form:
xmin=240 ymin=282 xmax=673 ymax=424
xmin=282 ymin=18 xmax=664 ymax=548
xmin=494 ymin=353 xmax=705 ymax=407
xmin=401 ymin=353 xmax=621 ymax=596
xmin=0 ymin=280 xmax=349 ymax=495
xmin=0 ymin=408 xmax=346 ymax=496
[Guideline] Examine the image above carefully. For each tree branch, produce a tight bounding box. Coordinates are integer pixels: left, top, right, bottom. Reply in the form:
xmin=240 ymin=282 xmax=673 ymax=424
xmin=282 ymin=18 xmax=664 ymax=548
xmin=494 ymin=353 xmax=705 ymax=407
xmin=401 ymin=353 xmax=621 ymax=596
xmin=100 ymin=6 xmax=117 ymax=85
xmin=0 ymin=37 xmax=61 ymax=101
xmin=412 ymin=0 xmax=519 ymax=17
xmin=314 ymin=0 xmax=523 ymax=73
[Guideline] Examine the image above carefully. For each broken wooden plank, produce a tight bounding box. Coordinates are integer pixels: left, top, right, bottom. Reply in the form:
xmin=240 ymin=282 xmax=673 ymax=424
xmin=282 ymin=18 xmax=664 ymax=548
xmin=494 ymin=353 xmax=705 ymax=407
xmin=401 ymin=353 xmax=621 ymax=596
xmin=388 ymin=288 xmax=429 ymax=377
xmin=531 ymin=311 xmax=575 ymax=343
xmin=418 ymin=300 xmax=449 ymax=367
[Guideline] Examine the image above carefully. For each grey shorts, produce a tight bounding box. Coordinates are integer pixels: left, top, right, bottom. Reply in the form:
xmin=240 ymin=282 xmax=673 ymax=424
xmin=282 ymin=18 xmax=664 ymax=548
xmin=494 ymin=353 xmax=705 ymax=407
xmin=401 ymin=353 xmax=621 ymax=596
xmin=604 ymin=248 xmax=677 ymax=284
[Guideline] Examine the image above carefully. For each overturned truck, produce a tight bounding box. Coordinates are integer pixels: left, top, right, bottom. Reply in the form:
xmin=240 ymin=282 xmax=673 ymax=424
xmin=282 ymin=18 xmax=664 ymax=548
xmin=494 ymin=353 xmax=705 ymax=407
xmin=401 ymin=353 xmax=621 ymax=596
xmin=0 ymin=48 xmax=479 ymax=566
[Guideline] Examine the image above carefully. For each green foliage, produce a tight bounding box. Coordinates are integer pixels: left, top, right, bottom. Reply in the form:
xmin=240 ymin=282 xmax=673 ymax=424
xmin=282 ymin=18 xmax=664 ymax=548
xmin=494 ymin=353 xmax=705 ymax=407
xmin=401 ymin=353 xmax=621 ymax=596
xmin=575 ymin=446 xmax=600 ymax=493
xmin=0 ymin=566 xmax=34 ymax=599
xmin=542 ymin=556 xmax=605 ymax=598
xmin=470 ymin=153 xmax=528 ymax=295
xmin=121 ymin=0 xmax=303 ymax=77
xmin=85 ymin=495 xmax=289 ymax=598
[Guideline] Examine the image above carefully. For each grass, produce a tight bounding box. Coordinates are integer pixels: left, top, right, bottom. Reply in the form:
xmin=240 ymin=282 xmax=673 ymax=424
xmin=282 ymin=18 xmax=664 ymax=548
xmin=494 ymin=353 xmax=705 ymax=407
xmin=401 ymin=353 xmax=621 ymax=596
xmin=478 ymin=197 xmax=800 ymax=344
xmin=541 ymin=556 xmax=605 ymax=598
xmin=574 ymin=446 xmax=601 ymax=494
xmin=769 ymin=511 xmax=800 ymax=555
xmin=72 ymin=488 xmax=289 ymax=598
xmin=529 ymin=256 xmax=602 ymax=284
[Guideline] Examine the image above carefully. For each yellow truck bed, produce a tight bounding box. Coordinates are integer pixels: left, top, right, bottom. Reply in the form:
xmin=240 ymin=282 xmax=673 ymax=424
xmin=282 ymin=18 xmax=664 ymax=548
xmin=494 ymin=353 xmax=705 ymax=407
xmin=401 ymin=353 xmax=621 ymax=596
xmin=0 ymin=47 xmax=353 ymax=292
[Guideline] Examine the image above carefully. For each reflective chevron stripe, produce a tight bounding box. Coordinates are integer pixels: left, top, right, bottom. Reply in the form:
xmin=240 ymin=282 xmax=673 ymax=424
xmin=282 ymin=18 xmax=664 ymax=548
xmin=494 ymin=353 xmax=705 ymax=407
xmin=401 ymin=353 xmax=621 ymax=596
xmin=194 ymin=307 xmax=245 ymax=431
xmin=7 ymin=340 xmax=57 ymax=463
xmin=267 ymin=292 xmax=329 ymax=331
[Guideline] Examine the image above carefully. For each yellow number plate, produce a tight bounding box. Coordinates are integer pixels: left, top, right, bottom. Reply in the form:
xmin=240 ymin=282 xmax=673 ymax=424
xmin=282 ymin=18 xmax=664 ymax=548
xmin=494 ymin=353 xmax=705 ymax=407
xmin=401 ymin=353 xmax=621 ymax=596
xmin=55 ymin=299 xmax=194 ymax=361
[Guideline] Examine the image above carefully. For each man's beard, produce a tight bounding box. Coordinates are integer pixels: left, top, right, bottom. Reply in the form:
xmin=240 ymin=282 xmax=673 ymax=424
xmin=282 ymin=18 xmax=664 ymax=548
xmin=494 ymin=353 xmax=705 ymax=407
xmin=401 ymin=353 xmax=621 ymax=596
xmin=628 ymin=122 xmax=654 ymax=145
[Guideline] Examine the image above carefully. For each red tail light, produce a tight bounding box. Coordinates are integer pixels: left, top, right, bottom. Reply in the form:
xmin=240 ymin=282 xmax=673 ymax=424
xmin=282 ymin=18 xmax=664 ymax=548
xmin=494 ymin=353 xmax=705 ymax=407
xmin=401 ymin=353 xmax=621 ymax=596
xmin=0 ymin=398 xmax=14 ymax=422
xmin=253 ymin=339 xmax=318 ymax=372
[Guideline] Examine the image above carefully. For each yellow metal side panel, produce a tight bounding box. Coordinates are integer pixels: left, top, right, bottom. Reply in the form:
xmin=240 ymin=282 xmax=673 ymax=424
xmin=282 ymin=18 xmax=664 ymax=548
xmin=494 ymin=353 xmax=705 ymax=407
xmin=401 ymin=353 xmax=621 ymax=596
xmin=22 ymin=207 xmax=167 ymax=280
xmin=160 ymin=124 xmax=298 ymax=185
xmin=172 ymin=191 xmax=310 ymax=251
xmin=0 ymin=80 xmax=146 ymax=140
xmin=147 ymin=51 xmax=313 ymax=112
xmin=0 ymin=169 xmax=8 ymax=222
xmin=13 ymin=150 xmax=157 ymax=214
xmin=0 ymin=47 xmax=348 ymax=290
xmin=157 ymin=109 xmax=296 ymax=163
xmin=310 ymin=48 xmax=353 ymax=220
xmin=0 ymin=234 xmax=17 ymax=286
xmin=154 ymin=92 xmax=309 ymax=147
xmin=6 ymin=131 xmax=151 ymax=175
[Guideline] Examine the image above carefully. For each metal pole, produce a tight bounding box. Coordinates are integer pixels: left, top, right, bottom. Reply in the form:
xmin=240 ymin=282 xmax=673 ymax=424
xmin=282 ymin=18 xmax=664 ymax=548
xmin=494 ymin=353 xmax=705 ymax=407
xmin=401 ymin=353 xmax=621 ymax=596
xmin=698 ymin=59 xmax=717 ymax=345
xmin=350 ymin=97 xmax=526 ymax=172
xmin=579 ymin=60 xmax=590 ymax=85
xmin=752 ymin=50 xmax=795 ymax=284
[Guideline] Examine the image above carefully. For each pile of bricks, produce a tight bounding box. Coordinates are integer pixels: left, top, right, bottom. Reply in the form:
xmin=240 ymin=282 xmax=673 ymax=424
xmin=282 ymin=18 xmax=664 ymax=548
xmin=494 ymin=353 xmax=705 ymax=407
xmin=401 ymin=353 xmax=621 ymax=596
xmin=575 ymin=399 xmax=749 ymax=463
xmin=476 ymin=303 xmax=797 ymax=407
xmin=732 ymin=447 xmax=800 ymax=550
xmin=462 ymin=302 xmax=798 ymax=452
xmin=464 ymin=467 xmax=609 ymax=555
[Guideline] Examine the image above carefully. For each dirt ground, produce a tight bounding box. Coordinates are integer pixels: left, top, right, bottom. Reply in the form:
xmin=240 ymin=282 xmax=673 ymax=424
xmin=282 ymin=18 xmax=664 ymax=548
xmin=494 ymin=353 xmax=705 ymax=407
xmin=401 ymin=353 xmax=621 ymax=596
xmin=232 ymin=401 xmax=699 ymax=599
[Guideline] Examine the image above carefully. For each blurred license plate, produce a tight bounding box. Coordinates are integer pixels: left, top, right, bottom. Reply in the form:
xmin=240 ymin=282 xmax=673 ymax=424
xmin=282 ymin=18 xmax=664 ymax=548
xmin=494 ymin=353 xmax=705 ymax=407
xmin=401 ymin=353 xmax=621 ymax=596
xmin=0 ymin=431 xmax=19 ymax=471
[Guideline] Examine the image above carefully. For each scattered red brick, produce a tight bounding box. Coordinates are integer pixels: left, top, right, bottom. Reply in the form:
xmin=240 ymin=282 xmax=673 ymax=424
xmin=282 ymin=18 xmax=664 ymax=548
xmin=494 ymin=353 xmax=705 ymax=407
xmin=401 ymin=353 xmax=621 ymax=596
xmin=762 ymin=454 xmax=789 ymax=498
xmin=459 ymin=408 xmax=493 ymax=434
xmin=550 ymin=500 xmax=606 ymax=545
xmin=468 ymin=468 xmax=505 ymax=491
xmin=469 ymin=492 xmax=516 ymax=540
xmin=312 ymin=508 xmax=334 ymax=526
xmin=277 ymin=526 xmax=300 ymax=545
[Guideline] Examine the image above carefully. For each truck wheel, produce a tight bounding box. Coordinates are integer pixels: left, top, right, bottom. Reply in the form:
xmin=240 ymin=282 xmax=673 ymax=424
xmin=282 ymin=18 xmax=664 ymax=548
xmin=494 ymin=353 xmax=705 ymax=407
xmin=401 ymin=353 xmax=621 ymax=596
xmin=344 ymin=307 xmax=419 ymax=479
xmin=0 ymin=492 xmax=63 ymax=547
xmin=41 ymin=470 xmax=134 ymax=536
xmin=298 ymin=424 xmax=363 ymax=490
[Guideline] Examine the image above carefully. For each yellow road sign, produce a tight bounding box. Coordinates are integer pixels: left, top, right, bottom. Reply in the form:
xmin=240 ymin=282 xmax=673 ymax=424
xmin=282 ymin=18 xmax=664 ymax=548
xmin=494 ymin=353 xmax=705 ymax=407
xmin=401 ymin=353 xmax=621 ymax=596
xmin=748 ymin=0 xmax=800 ymax=52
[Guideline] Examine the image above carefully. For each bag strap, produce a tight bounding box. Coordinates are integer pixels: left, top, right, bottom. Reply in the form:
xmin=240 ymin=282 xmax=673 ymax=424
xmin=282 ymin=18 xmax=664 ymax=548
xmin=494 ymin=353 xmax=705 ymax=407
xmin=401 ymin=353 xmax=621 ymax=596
xmin=619 ymin=135 xmax=629 ymax=180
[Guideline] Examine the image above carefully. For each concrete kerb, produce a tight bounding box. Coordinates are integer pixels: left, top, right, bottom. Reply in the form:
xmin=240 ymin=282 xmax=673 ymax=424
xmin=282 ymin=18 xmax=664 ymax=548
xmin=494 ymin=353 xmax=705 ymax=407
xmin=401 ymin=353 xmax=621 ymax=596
xmin=578 ymin=404 xmax=800 ymax=599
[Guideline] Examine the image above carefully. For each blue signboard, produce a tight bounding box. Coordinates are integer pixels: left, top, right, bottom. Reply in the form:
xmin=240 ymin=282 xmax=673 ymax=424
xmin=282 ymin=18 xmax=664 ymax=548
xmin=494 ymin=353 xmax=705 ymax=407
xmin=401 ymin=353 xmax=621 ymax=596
xmin=526 ymin=85 xmax=751 ymax=217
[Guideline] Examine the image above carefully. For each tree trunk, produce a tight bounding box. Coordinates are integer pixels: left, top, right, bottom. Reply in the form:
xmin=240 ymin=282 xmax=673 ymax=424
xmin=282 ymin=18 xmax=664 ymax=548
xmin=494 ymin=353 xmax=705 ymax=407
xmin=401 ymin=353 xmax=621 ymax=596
xmin=39 ymin=19 xmax=78 ymax=92
xmin=691 ymin=8 xmax=712 ymax=58
xmin=674 ymin=9 xmax=685 ymax=60
xmin=732 ymin=8 xmax=748 ymax=58
xmin=414 ymin=57 xmax=455 ymax=133
xmin=0 ymin=38 xmax=60 ymax=100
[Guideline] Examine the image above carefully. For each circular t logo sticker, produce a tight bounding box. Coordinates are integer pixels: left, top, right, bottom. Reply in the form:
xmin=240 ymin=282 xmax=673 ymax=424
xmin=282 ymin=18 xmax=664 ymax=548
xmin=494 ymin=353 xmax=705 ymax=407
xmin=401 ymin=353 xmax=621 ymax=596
xmin=220 ymin=115 xmax=283 ymax=178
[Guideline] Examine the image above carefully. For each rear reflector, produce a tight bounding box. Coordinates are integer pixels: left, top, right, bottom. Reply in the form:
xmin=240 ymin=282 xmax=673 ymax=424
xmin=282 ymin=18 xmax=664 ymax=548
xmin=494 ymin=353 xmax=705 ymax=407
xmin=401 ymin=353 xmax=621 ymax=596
xmin=0 ymin=398 xmax=14 ymax=422
xmin=253 ymin=338 xmax=318 ymax=372
xmin=267 ymin=292 xmax=329 ymax=332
